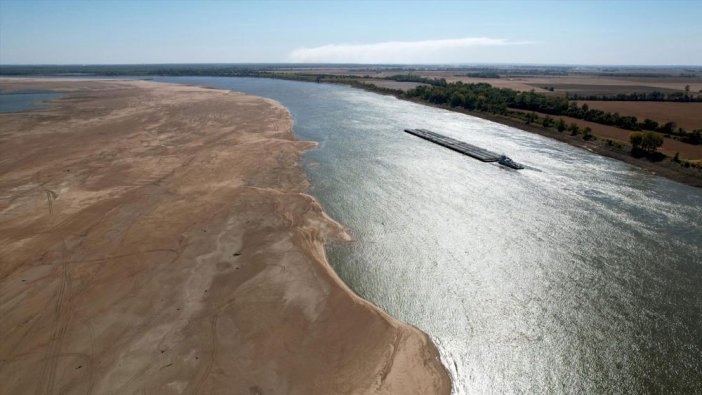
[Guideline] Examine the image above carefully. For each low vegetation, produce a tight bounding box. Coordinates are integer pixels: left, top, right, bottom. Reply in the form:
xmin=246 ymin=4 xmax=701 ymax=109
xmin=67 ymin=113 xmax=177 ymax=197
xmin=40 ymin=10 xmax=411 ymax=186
xmin=384 ymin=74 xmax=448 ymax=86
xmin=2 ymin=65 xmax=700 ymax=173
xmin=463 ymin=72 xmax=501 ymax=79
xmin=405 ymin=83 xmax=701 ymax=143
xmin=568 ymin=91 xmax=702 ymax=102
xmin=629 ymin=131 xmax=664 ymax=153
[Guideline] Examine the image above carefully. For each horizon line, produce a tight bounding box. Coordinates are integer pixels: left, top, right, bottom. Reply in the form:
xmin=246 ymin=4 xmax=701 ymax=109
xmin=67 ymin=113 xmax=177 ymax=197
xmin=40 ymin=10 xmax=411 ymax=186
xmin=1 ymin=62 xmax=702 ymax=68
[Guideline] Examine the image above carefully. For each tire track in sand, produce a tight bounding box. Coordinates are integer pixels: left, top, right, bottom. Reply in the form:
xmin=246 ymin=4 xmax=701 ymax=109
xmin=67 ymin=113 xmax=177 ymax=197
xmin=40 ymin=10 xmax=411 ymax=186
xmin=34 ymin=241 xmax=73 ymax=395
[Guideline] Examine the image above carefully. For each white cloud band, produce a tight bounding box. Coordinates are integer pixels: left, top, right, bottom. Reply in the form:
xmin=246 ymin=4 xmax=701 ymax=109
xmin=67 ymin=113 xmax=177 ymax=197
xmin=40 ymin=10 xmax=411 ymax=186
xmin=289 ymin=37 xmax=531 ymax=63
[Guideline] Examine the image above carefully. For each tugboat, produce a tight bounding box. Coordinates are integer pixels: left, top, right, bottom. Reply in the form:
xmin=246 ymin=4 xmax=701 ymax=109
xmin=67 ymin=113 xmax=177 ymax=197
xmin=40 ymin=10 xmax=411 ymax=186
xmin=497 ymin=155 xmax=524 ymax=169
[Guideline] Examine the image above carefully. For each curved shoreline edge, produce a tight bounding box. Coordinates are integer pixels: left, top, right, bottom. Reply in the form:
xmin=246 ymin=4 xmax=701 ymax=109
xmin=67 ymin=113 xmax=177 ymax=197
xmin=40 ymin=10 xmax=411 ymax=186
xmin=0 ymin=78 xmax=451 ymax=394
xmin=253 ymin=89 xmax=453 ymax=394
xmin=350 ymin=85 xmax=702 ymax=188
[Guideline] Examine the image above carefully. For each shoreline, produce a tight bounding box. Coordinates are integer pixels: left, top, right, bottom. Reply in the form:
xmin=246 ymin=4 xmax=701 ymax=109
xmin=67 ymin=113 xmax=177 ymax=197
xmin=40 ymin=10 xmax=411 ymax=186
xmin=347 ymin=83 xmax=702 ymax=188
xmin=5 ymin=73 xmax=699 ymax=187
xmin=430 ymin=103 xmax=702 ymax=187
xmin=0 ymin=79 xmax=450 ymax=393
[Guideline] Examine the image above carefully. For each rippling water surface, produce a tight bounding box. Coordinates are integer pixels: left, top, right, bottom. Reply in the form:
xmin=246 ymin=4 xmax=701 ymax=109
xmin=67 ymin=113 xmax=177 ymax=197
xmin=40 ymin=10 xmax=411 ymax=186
xmin=157 ymin=76 xmax=701 ymax=393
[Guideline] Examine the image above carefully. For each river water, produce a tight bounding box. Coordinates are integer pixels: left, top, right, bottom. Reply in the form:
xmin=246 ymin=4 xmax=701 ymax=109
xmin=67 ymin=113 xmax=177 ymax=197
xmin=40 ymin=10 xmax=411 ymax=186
xmin=154 ymin=76 xmax=701 ymax=393
xmin=0 ymin=89 xmax=63 ymax=113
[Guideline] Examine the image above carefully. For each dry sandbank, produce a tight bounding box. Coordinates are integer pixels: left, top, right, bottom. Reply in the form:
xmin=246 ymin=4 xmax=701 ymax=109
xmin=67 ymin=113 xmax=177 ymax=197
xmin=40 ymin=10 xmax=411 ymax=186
xmin=0 ymin=79 xmax=450 ymax=394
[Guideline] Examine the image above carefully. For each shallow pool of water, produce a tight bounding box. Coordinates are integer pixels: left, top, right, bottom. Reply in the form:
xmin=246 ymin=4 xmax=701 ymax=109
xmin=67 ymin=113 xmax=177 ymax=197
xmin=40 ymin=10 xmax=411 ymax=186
xmin=0 ymin=89 xmax=63 ymax=113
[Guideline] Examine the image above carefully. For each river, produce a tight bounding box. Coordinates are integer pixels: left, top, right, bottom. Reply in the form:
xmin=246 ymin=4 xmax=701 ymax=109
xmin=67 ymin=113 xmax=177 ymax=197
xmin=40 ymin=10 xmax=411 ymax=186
xmin=154 ymin=76 xmax=701 ymax=393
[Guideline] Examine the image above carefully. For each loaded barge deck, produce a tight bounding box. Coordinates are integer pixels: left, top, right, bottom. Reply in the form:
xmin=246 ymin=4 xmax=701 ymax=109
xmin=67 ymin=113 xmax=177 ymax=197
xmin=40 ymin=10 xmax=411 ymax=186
xmin=404 ymin=128 xmax=500 ymax=162
xmin=404 ymin=128 xmax=524 ymax=169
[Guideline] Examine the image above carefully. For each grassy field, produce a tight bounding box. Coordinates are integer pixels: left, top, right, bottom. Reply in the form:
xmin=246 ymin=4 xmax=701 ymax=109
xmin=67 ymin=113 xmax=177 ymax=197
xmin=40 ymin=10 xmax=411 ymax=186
xmin=577 ymin=101 xmax=702 ymax=130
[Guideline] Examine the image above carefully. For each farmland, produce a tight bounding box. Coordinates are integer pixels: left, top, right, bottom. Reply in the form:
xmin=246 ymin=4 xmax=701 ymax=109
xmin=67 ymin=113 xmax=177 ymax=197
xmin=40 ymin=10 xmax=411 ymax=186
xmin=513 ymin=109 xmax=702 ymax=159
xmin=577 ymin=101 xmax=702 ymax=130
xmin=268 ymin=66 xmax=702 ymax=96
xmin=2 ymin=64 xmax=701 ymax=183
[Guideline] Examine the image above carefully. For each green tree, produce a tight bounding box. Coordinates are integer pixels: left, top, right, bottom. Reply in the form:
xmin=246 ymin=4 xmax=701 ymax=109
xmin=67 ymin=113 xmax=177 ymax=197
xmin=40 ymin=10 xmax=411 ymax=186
xmin=641 ymin=118 xmax=659 ymax=131
xmin=582 ymin=127 xmax=593 ymax=140
xmin=542 ymin=115 xmax=554 ymax=128
xmin=557 ymin=118 xmax=566 ymax=132
xmin=640 ymin=132 xmax=664 ymax=152
xmin=681 ymin=130 xmax=701 ymax=144
xmin=449 ymin=92 xmax=464 ymax=108
xmin=629 ymin=132 xmax=644 ymax=149
xmin=659 ymin=121 xmax=677 ymax=134
xmin=525 ymin=112 xmax=537 ymax=125
xmin=569 ymin=123 xmax=579 ymax=136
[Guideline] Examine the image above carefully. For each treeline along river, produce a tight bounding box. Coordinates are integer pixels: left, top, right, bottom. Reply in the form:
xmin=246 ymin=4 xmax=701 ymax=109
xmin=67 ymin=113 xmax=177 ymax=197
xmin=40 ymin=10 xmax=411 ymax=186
xmin=154 ymin=77 xmax=701 ymax=393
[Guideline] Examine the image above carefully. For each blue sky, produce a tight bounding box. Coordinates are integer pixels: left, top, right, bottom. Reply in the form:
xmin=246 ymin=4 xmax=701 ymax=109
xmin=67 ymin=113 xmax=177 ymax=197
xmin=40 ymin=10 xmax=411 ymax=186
xmin=1 ymin=0 xmax=700 ymax=65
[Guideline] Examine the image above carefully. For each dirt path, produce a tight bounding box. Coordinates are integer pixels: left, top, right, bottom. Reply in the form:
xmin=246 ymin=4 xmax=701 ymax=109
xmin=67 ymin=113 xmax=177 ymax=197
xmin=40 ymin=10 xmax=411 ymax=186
xmin=0 ymin=79 xmax=450 ymax=394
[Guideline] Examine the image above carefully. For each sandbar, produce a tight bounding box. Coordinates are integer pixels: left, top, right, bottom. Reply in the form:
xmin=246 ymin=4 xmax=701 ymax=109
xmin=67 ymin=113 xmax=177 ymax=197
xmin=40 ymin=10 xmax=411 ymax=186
xmin=0 ymin=79 xmax=450 ymax=394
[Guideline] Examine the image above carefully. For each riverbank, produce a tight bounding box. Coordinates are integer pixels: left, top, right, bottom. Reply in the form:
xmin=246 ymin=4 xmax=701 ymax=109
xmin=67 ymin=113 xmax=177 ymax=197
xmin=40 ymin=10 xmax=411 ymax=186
xmin=0 ymin=79 xmax=450 ymax=394
xmin=353 ymin=84 xmax=702 ymax=188
xmin=4 ymin=69 xmax=699 ymax=187
xmin=434 ymin=104 xmax=702 ymax=188
xmin=228 ymin=72 xmax=700 ymax=186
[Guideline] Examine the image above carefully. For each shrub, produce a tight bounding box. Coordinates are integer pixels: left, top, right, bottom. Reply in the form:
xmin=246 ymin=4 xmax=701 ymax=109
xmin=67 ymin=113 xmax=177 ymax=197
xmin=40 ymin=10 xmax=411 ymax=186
xmin=641 ymin=132 xmax=664 ymax=152
xmin=569 ymin=123 xmax=579 ymax=136
xmin=629 ymin=132 xmax=644 ymax=149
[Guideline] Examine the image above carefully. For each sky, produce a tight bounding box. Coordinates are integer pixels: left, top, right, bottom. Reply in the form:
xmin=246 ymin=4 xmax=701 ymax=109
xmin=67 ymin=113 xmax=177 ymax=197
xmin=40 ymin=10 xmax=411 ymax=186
xmin=1 ymin=0 xmax=701 ymax=65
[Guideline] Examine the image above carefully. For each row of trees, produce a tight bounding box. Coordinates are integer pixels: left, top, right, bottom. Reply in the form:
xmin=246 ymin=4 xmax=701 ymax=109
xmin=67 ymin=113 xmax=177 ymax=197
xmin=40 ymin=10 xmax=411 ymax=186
xmin=510 ymin=109 xmax=672 ymax=158
xmin=510 ymin=91 xmax=693 ymax=133
xmin=567 ymin=91 xmax=702 ymax=102
xmin=404 ymin=83 xmax=699 ymax=141
xmin=519 ymin=111 xmax=666 ymax=155
xmin=546 ymin=117 xmax=594 ymax=139
xmin=384 ymin=75 xmax=448 ymax=86
xmin=406 ymin=83 xmax=513 ymax=114
xmin=680 ymin=130 xmax=702 ymax=144
xmin=464 ymin=72 xmax=500 ymax=79
xmin=629 ymin=132 xmax=664 ymax=153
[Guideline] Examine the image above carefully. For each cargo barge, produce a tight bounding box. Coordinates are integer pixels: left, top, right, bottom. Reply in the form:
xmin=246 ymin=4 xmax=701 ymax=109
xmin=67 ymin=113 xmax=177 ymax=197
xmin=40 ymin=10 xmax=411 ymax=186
xmin=404 ymin=128 xmax=523 ymax=169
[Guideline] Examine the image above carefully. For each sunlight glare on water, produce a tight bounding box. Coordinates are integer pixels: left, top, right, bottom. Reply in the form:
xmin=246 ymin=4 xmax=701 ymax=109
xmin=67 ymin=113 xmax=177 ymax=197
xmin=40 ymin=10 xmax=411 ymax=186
xmin=156 ymin=76 xmax=702 ymax=393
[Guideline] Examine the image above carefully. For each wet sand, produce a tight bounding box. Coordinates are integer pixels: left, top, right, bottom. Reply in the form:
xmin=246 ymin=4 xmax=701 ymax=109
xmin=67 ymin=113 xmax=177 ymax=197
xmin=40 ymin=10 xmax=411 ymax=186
xmin=0 ymin=79 xmax=450 ymax=394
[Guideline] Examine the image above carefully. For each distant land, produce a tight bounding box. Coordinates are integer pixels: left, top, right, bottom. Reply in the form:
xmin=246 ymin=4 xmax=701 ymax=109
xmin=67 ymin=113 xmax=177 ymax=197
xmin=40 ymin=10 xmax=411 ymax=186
xmin=3 ymin=63 xmax=701 ymax=186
